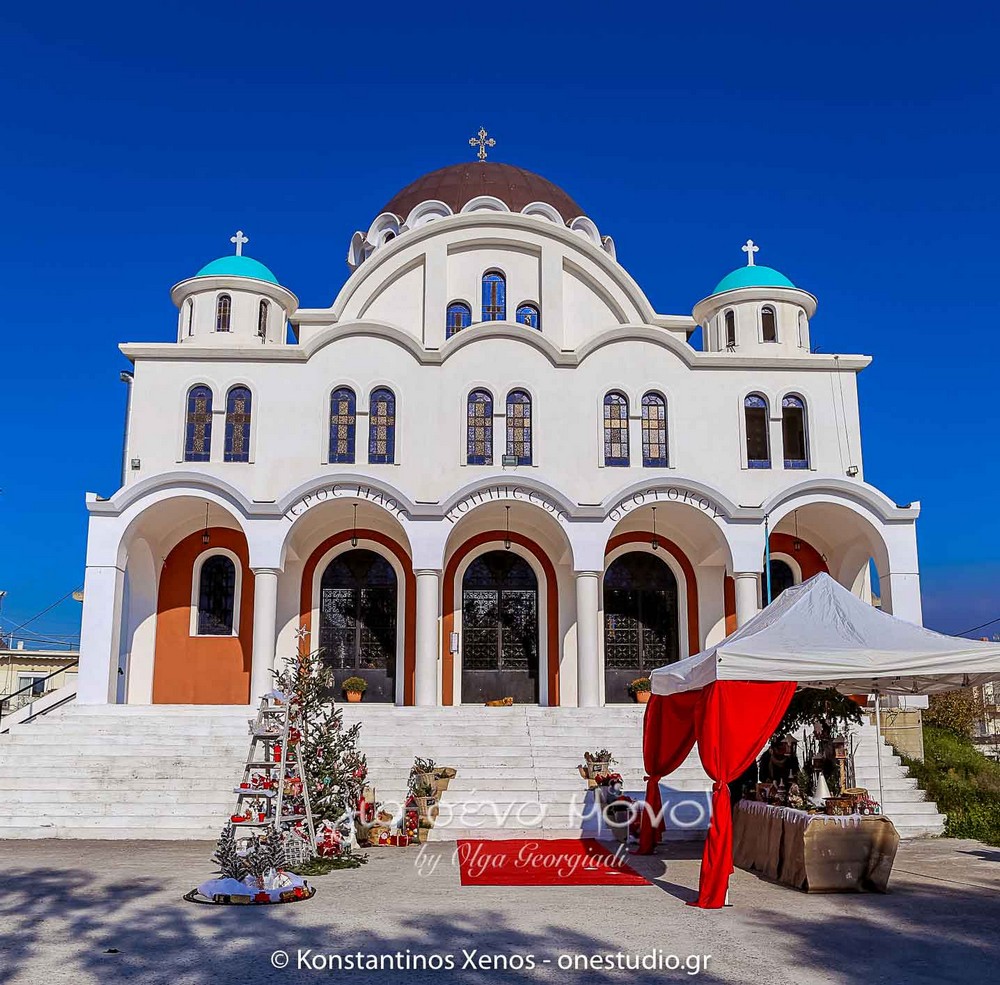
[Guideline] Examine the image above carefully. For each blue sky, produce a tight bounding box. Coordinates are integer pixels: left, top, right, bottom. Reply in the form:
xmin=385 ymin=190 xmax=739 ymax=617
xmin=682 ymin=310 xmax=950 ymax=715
xmin=1 ymin=2 xmax=998 ymax=646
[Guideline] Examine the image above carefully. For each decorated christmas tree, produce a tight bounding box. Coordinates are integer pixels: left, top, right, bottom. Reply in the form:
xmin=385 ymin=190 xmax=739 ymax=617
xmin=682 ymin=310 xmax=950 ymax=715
xmin=274 ymin=631 xmax=369 ymax=849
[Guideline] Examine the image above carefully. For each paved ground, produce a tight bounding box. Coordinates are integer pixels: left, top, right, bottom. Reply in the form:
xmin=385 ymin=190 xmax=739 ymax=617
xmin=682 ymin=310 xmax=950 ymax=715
xmin=0 ymin=838 xmax=996 ymax=984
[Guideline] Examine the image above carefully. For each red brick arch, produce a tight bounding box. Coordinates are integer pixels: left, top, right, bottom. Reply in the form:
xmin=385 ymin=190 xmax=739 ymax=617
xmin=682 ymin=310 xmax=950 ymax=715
xmin=299 ymin=529 xmax=416 ymax=705
xmin=442 ymin=531 xmax=560 ymax=707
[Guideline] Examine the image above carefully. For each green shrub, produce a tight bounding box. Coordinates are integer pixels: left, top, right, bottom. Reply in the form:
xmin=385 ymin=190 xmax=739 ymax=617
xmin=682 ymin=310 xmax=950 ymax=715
xmin=898 ymin=726 xmax=1000 ymax=845
xmin=922 ymin=691 xmax=980 ymax=737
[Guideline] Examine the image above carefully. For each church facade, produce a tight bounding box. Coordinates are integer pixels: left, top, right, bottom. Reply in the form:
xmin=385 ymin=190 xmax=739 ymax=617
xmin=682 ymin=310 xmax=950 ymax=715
xmin=75 ymin=155 xmax=924 ymax=709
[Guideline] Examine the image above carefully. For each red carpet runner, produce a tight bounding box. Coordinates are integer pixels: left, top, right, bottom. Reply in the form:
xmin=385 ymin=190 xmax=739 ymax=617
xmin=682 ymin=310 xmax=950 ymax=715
xmin=455 ymin=838 xmax=649 ymax=887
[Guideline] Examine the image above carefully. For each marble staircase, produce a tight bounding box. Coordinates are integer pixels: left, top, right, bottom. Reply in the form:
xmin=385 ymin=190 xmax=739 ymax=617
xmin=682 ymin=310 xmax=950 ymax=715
xmin=0 ymin=703 xmax=944 ymax=839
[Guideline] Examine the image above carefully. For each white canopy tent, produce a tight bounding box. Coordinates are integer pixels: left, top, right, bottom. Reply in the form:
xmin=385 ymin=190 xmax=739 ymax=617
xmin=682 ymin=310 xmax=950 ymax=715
xmin=650 ymin=572 xmax=1000 ymax=804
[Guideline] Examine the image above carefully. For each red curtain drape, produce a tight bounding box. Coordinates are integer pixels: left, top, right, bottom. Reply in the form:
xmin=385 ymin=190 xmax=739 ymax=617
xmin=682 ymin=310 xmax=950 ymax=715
xmin=691 ymin=680 xmax=796 ymax=909
xmin=637 ymin=691 xmax=700 ymax=854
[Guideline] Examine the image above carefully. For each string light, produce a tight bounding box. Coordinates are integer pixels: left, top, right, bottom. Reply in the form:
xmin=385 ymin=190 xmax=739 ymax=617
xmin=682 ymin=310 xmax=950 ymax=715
xmin=650 ymin=507 xmax=660 ymax=551
xmin=351 ymin=504 xmax=358 ymax=548
xmin=504 ymin=506 xmax=511 ymax=551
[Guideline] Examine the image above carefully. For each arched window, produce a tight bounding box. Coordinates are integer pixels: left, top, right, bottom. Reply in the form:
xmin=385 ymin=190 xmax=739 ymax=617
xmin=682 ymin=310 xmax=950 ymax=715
xmin=506 ymin=390 xmax=532 ymax=465
xmin=603 ymin=392 xmax=630 ymax=467
xmin=215 ymin=294 xmax=232 ymax=332
xmin=482 ymin=271 xmax=506 ymax=321
xmin=329 ymin=387 xmax=357 ymax=464
xmin=257 ymin=299 xmax=269 ymax=340
xmin=641 ymin=392 xmax=668 ymax=467
xmin=745 ymin=394 xmax=770 ymax=468
xmin=368 ymin=388 xmax=396 ymax=464
xmin=224 ymin=386 xmax=252 ymax=462
xmin=185 ymin=298 xmax=194 ymax=337
xmin=196 ymin=554 xmax=237 ymax=635
xmin=761 ymin=305 xmax=777 ymax=342
xmin=515 ymin=303 xmax=540 ymax=330
xmin=782 ymin=395 xmax=809 ymax=469
xmin=467 ymin=389 xmax=493 ymax=465
xmin=765 ymin=559 xmax=796 ymax=605
xmin=184 ymin=385 xmax=213 ymax=462
xmin=446 ymin=301 xmax=472 ymax=339
xmin=724 ymin=310 xmax=736 ymax=349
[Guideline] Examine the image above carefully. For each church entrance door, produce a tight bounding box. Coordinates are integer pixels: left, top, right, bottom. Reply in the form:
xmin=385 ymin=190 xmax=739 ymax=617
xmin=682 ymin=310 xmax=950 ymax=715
xmin=318 ymin=549 xmax=397 ymax=703
xmin=603 ymin=552 xmax=679 ymax=703
xmin=461 ymin=551 xmax=540 ymax=704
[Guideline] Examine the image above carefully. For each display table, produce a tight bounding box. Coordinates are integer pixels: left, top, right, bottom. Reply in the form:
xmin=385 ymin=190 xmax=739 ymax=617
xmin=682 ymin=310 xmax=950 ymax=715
xmin=732 ymin=800 xmax=899 ymax=893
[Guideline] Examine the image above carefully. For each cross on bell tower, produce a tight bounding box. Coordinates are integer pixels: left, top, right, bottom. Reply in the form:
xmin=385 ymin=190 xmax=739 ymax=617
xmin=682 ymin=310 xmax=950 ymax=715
xmin=230 ymin=230 xmax=249 ymax=256
xmin=469 ymin=127 xmax=496 ymax=162
xmin=742 ymin=239 xmax=759 ymax=266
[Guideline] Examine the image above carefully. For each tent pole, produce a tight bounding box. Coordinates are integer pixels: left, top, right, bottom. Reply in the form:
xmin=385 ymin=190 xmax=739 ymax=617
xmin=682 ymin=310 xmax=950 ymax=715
xmin=764 ymin=514 xmax=772 ymax=605
xmin=873 ymin=688 xmax=885 ymax=808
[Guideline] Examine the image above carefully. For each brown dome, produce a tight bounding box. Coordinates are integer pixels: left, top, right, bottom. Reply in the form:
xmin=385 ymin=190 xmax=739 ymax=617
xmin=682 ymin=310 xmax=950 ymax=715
xmin=381 ymin=162 xmax=584 ymax=223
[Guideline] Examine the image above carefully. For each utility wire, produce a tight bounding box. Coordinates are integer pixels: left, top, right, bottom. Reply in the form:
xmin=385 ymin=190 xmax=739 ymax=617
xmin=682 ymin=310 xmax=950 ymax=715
xmin=2 ymin=588 xmax=82 ymax=638
xmin=957 ymin=614 xmax=1000 ymax=638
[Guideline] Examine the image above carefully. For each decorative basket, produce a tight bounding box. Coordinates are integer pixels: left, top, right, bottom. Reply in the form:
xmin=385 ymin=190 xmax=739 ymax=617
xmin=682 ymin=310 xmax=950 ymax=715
xmin=413 ymin=772 xmax=438 ymax=791
xmin=413 ymin=795 xmax=437 ymax=816
xmin=824 ymin=796 xmax=855 ymax=816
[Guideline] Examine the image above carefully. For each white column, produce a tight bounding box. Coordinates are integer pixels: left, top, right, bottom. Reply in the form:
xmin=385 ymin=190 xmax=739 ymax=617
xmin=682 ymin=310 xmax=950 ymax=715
xmin=576 ymin=571 xmax=602 ymax=708
xmin=250 ymin=568 xmax=280 ymax=703
xmin=734 ymin=571 xmax=761 ymax=628
xmin=76 ymin=563 xmax=126 ymax=704
xmin=880 ymin=572 xmax=923 ymax=625
xmin=414 ymin=570 xmax=441 ymax=706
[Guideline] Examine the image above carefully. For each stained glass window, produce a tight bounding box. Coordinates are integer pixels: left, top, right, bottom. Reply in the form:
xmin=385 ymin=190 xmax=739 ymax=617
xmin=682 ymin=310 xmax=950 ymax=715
xmin=184 ymin=385 xmax=213 ymax=462
xmin=515 ymin=303 xmax=540 ymax=330
xmin=215 ymin=294 xmax=231 ymax=332
xmin=761 ymin=305 xmax=777 ymax=342
xmin=329 ymin=387 xmax=356 ymax=463
xmin=745 ymin=394 xmax=770 ymax=468
xmin=257 ymin=299 xmax=269 ymax=340
xmin=467 ymin=389 xmax=493 ymax=465
xmin=603 ymin=392 xmax=629 ymax=467
xmin=368 ymin=388 xmax=396 ymax=464
xmin=641 ymin=392 xmax=668 ymax=467
xmin=782 ymin=395 xmax=808 ymax=469
xmin=446 ymin=301 xmax=472 ymax=338
xmin=482 ymin=271 xmax=506 ymax=321
xmin=224 ymin=386 xmax=252 ymax=462
xmin=506 ymin=390 xmax=532 ymax=465
xmin=197 ymin=554 xmax=236 ymax=635
xmin=725 ymin=310 xmax=736 ymax=349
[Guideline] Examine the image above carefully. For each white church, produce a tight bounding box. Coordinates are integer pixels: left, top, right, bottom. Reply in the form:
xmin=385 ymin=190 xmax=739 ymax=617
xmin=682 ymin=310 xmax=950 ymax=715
xmin=70 ymin=137 xmax=924 ymax=717
xmin=2 ymin=138 xmax=945 ymax=840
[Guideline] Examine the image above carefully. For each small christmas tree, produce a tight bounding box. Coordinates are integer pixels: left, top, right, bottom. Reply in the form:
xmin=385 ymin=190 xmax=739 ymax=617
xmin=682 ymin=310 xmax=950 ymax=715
xmin=274 ymin=632 xmax=369 ymax=852
xmin=213 ymin=822 xmax=245 ymax=881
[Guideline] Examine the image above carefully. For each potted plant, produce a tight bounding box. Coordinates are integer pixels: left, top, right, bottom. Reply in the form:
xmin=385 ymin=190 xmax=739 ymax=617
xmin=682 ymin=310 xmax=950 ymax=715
xmin=411 ymin=781 xmax=437 ymax=817
xmin=627 ymin=677 xmax=652 ymax=703
xmin=580 ymin=749 xmax=617 ymax=781
xmin=341 ymin=676 xmax=368 ymax=703
xmin=410 ymin=757 xmax=438 ymax=792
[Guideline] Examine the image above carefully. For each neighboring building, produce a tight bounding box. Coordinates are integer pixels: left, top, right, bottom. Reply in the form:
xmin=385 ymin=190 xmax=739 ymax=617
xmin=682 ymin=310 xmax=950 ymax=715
xmin=1 ymin=648 xmax=79 ymax=713
xmin=75 ymin=152 xmax=924 ymax=709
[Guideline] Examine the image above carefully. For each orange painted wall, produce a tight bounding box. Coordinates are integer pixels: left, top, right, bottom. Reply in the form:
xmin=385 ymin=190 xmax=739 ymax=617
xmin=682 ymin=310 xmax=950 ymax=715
xmin=151 ymin=528 xmax=254 ymax=704
xmin=299 ymin=530 xmax=416 ymax=705
xmin=442 ymin=531 xmax=560 ymax=707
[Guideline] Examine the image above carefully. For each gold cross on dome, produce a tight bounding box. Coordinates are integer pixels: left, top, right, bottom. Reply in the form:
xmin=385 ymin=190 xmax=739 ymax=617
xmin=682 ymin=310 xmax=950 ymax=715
xmin=469 ymin=127 xmax=496 ymax=162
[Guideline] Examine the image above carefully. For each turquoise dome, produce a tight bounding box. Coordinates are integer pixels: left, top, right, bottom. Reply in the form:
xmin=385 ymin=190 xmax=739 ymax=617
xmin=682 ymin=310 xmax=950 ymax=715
xmin=195 ymin=255 xmax=279 ymax=284
xmin=712 ymin=265 xmax=795 ymax=295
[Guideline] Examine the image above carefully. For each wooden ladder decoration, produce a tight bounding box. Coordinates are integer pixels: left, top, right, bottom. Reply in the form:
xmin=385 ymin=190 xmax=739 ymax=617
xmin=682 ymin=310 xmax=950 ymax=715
xmin=230 ymin=690 xmax=317 ymax=857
